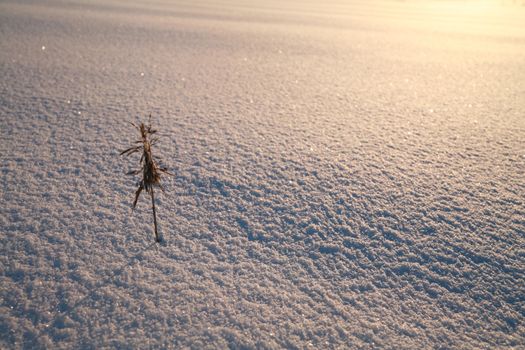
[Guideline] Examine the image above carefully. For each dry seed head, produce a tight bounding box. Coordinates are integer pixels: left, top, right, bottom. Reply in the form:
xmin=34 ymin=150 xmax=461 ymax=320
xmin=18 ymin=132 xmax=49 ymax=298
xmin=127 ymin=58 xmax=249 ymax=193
xmin=121 ymin=118 xmax=169 ymax=209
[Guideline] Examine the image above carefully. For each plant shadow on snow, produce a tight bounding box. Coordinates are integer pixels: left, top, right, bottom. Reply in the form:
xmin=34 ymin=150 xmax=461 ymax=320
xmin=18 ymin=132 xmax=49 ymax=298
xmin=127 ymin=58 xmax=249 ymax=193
xmin=31 ymin=241 xmax=159 ymax=347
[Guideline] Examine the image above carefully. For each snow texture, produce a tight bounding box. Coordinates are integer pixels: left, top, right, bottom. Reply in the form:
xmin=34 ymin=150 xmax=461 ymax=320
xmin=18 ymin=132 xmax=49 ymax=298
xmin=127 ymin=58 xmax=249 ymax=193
xmin=1 ymin=0 xmax=524 ymax=348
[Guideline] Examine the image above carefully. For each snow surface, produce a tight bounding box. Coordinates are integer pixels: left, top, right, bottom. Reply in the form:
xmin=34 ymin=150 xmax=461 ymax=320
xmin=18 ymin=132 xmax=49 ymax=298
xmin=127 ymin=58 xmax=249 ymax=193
xmin=1 ymin=0 xmax=524 ymax=348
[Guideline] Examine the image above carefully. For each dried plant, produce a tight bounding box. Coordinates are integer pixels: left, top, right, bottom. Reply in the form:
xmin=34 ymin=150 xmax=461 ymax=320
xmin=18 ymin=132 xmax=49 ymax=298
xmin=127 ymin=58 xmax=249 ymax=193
xmin=121 ymin=116 xmax=170 ymax=243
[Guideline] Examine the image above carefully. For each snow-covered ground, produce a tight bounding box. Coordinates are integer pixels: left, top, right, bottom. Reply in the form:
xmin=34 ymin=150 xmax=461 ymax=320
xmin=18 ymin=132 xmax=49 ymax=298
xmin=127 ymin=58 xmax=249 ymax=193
xmin=1 ymin=0 xmax=524 ymax=348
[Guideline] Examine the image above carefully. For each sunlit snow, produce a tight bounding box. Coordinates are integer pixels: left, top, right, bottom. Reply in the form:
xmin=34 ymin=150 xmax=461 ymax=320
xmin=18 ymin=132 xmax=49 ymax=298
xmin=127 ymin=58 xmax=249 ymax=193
xmin=1 ymin=0 xmax=524 ymax=348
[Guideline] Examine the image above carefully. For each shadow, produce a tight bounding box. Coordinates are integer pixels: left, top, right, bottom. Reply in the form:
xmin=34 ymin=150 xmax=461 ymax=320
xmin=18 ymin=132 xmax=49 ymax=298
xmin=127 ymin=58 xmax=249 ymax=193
xmin=37 ymin=241 xmax=159 ymax=344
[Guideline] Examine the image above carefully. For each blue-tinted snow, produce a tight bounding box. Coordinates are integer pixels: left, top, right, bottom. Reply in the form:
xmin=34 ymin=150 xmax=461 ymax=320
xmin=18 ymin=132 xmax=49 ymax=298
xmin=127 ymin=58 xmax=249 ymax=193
xmin=1 ymin=0 xmax=524 ymax=348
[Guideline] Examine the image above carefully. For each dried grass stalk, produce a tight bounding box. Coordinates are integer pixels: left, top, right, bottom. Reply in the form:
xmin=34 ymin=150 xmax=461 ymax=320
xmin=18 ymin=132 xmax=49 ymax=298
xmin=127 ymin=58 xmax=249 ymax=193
xmin=121 ymin=116 xmax=170 ymax=243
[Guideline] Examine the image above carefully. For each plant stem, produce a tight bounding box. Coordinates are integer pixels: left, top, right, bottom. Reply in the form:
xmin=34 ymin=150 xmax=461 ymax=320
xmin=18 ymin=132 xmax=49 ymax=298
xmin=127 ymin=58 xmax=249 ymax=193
xmin=151 ymin=188 xmax=160 ymax=243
